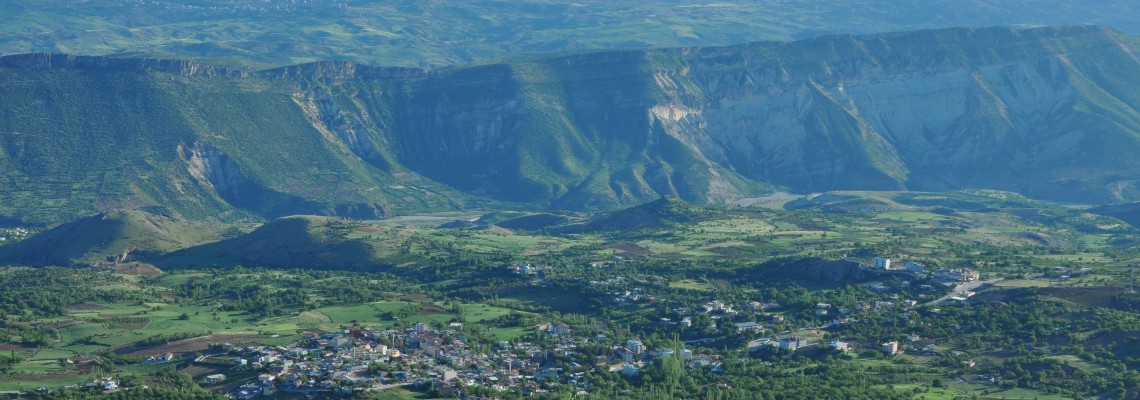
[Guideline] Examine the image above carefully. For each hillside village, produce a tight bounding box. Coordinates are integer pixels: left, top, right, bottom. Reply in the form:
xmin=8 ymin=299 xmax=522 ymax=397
xmin=207 ymin=256 xmax=992 ymax=398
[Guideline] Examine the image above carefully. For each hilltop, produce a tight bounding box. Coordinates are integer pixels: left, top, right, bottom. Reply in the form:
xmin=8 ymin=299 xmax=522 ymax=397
xmin=156 ymin=216 xmax=391 ymax=271
xmin=0 ymin=210 xmax=226 ymax=266
xmin=554 ymin=197 xmax=709 ymax=234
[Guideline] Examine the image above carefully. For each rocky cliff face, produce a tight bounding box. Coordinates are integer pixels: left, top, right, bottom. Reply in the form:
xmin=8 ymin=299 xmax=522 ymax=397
xmin=2 ymin=26 xmax=1140 ymax=224
xmin=666 ymin=26 xmax=1140 ymax=202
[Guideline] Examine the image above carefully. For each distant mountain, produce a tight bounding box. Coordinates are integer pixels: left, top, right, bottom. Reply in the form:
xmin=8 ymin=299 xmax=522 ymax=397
xmin=6 ymin=1 xmax=1140 ymax=69
xmin=4 ymin=26 xmax=1140 ymax=225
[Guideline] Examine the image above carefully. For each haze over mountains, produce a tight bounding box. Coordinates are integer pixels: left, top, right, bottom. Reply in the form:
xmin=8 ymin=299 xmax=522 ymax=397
xmin=6 ymin=0 xmax=1140 ymax=69
xmin=4 ymin=26 xmax=1140 ymax=226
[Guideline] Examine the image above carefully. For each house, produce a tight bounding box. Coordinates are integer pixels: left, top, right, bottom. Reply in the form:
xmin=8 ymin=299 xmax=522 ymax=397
xmin=100 ymin=378 xmax=120 ymax=391
xmin=873 ymin=257 xmax=892 ymax=270
xmin=626 ymin=340 xmax=644 ymax=355
xmin=815 ymin=303 xmax=831 ymax=316
xmin=882 ymin=341 xmax=899 ymax=355
xmin=258 ymin=374 xmax=274 ymax=385
xmin=777 ymin=337 xmax=803 ymax=351
xmin=734 ymin=322 xmax=762 ymax=333
xmin=205 ymin=374 xmax=227 ymax=384
xmin=550 ymin=323 xmax=571 ymax=336
xmin=829 ymin=340 xmax=850 ymax=352
xmin=617 ymin=348 xmax=635 ymax=363
xmin=680 ymin=348 xmax=693 ymax=361
xmin=680 ymin=317 xmax=692 ymax=328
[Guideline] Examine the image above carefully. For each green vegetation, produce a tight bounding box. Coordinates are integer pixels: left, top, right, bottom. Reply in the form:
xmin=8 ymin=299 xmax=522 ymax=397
xmin=1 ymin=191 xmax=1138 ymax=398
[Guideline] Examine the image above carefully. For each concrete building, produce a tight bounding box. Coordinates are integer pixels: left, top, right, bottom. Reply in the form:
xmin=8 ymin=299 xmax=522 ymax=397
xmin=829 ymin=340 xmax=850 ymax=352
xmin=882 ymin=341 xmax=899 ymax=355
xmin=778 ymin=337 xmax=803 ymax=351
xmin=627 ymin=340 xmax=644 ymax=355
xmin=874 ymin=257 xmax=892 ymax=270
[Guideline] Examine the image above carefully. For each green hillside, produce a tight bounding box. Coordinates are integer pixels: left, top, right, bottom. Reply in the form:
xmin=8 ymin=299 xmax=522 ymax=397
xmin=0 ymin=210 xmax=226 ymax=266
xmin=156 ymin=215 xmax=391 ymax=270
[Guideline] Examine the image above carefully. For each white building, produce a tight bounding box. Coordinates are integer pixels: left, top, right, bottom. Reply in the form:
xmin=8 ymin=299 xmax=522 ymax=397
xmin=829 ymin=340 xmax=850 ymax=352
xmin=627 ymin=340 xmax=644 ymax=355
xmin=777 ymin=337 xmax=803 ymax=351
xmin=873 ymin=257 xmax=892 ymax=270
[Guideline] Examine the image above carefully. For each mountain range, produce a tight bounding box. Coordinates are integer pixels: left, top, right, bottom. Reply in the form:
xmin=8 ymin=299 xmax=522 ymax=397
xmin=3 ymin=25 xmax=1140 ymax=226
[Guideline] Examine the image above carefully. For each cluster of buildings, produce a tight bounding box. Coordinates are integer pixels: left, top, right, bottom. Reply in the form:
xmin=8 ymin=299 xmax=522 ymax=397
xmin=870 ymin=257 xmax=983 ymax=283
xmin=202 ymin=320 xmax=719 ymax=399
xmin=933 ymin=268 xmax=980 ymax=283
xmin=506 ymin=263 xmax=550 ymax=275
xmin=210 ymin=321 xmax=590 ymax=398
xmin=871 ymin=257 xmax=928 ymax=274
xmin=1050 ymin=266 xmax=1093 ymax=279
xmin=0 ymin=227 xmax=30 ymax=242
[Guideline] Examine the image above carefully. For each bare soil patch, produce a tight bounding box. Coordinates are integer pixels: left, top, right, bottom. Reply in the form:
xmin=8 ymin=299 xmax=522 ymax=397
xmin=115 ymin=263 xmax=162 ymax=276
xmin=116 ymin=334 xmax=265 ymax=357
xmin=66 ymin=303 xmax=110 ymax=311
xmin=1042 ymin=286 xmax=1136 ymax=310
xmin=6 ymin=372 xmax=83 ymax=382
xmin=0 ymin=343 xmax=35 ymax=352
xmin=604 ymin=242 xmax=651 ymax=256
xmin=99 ymin=316 xmax=149 ymax=330
xmin=420 ymin=303 xmax=447 ymax=314
xmin=1086 ymin=330 xmax=1140 ymax=347
xmin=401 ymin=293 xmax=432 ymax=303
